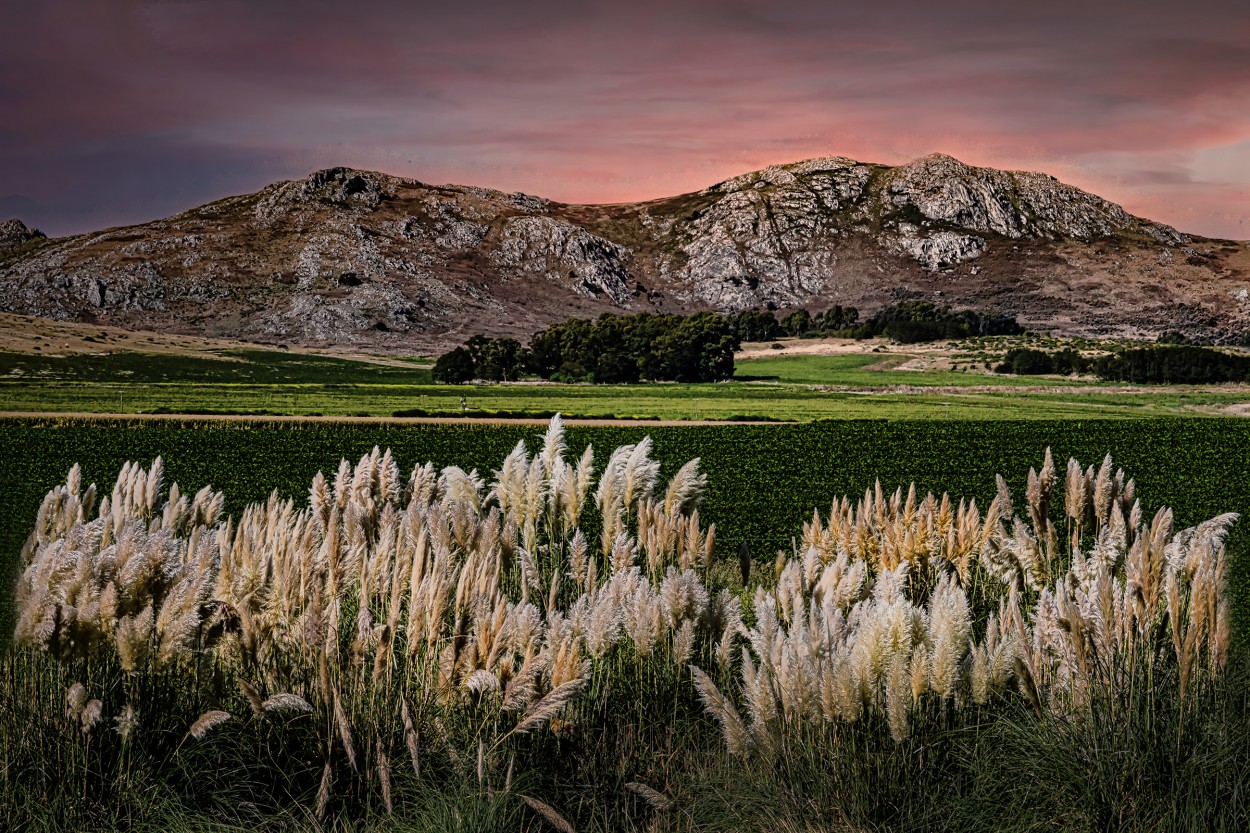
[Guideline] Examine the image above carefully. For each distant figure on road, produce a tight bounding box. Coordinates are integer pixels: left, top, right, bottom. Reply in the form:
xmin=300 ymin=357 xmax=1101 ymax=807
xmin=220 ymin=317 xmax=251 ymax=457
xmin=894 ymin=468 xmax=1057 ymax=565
xmin=460 ymin=397 xmax=467 ymax=415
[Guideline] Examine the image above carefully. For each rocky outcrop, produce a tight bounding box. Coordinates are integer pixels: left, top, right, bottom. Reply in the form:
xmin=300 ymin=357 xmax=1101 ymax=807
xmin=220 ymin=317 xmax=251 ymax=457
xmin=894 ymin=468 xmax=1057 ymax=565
xmin=0 ymin=155 xmax=1241 ymax=349
xmin=658 ymin=158 xmax=875 ymax=309
xmin=890 ymin=225 xmax=985 ymax=271
xmin=491 ymin=216 xmax=635 ymax=304
xmin=0 ymin=219 xmax=45 ymax=253
xmin=884 ymin=154 xmax=1188 ymax=244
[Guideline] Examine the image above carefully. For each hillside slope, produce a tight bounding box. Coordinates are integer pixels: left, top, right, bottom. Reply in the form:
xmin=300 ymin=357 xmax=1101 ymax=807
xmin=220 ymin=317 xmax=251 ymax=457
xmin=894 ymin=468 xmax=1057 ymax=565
xmin=2 ymin=155 xmax=1246 ymax=350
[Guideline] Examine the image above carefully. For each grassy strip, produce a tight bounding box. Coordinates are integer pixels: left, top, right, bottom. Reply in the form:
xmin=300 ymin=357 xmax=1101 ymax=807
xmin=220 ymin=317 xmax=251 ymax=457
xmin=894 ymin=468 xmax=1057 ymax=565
xmin=1 ymin=379 xmax=1243 ymax=420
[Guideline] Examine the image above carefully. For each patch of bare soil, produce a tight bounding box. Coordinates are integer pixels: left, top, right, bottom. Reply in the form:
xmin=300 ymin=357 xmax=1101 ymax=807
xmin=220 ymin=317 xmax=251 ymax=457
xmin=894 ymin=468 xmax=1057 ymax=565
xmin=737 ymin=337 xmax=878 ymax=358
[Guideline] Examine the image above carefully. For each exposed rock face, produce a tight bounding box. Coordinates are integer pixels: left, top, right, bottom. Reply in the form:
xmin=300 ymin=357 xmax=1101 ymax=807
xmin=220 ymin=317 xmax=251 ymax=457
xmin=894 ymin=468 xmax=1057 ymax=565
xmin=491 ymin=216 xmax=634 ymax=304
xmin=891 ymin=225 xmax=985 ymax=271
xmin=0 ymin=219 xmax=45 ymax=253
xmin=0 ymin=155 xmax=1244 ymax=350
xmin=658 ymin=158 xmax=873 ymax=309
xmin=884 ymin=154 xmax=1187 ymax=244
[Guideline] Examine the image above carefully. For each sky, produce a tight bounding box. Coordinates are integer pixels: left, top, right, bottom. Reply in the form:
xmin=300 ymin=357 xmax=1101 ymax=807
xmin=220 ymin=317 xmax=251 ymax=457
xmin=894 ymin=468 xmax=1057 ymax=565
xmin=2 ymin=0 xmax=1248 ymax=239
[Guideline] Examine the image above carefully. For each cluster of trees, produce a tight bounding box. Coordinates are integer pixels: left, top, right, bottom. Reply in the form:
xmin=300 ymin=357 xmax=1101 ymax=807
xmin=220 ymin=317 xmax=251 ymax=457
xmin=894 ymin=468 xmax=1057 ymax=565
xmin=993 ymin=344 xmax=1250 ymax=384
xmin=432 ymin=335 xmax=525 ymax=384
xmin=529 ymin=312 xmax=736 ymax=383
xmin=994 ymin=347 xmax=1089 ymax=376
xmin=433 ymin=312 xmax=738 ymax=384
xmin=1093 ymin=345 xmax=1250 ymax=384
xmin=851 ymin=301 xmax=1023 ymax=344
xmin=432 ymin=302 xmax=1023 ymax=385
xmin=742 ymin=302 xmax=1016 ymax=343
xmin=727 ymin=306 xmax=860 ymax=342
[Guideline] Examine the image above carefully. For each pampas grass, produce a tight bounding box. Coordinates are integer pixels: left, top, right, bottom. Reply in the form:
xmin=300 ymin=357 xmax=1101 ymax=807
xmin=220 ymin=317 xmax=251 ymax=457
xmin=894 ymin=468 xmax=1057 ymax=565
xmin=10 ymin=415 xmax=719 ymax=828
xmin=693 ymin=451 xmax=1238 ymax=764
xmin=9 ymin=429 xmax=1245 ymax=832
xmin=522 ymin=795 xmax=576 ymax=833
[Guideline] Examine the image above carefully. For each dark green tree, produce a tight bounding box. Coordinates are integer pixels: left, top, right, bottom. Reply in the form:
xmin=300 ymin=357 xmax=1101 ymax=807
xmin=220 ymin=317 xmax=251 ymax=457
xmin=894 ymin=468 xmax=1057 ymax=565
xmin=652 ymin=312 xmax=736 ymax=382
xmin=432 ymin=346 xmax=475 ymax=384
xmin=476 ymin=338 xmax=524 ymax=381
xmin=780 ymin=308 xmax=813 ymax=337
xmin=731 ymin=308 xmax=781 ymax=342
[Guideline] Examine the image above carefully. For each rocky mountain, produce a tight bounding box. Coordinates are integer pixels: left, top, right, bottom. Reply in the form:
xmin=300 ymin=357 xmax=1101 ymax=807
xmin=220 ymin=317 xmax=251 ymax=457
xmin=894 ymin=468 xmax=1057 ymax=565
xmin=1 ymin=154 xmax=1247 ymax=350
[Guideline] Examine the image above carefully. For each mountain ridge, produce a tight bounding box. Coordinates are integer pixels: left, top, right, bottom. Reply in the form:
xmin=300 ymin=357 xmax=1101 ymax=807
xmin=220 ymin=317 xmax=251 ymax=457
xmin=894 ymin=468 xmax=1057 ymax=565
xmin=1 ymin=154 xmax=1246 ymax=351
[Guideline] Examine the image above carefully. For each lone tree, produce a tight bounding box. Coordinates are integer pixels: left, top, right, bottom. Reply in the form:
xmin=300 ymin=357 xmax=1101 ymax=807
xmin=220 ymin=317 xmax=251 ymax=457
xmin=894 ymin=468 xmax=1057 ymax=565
xmin=432 ymin=346 xmax=475 ymax=384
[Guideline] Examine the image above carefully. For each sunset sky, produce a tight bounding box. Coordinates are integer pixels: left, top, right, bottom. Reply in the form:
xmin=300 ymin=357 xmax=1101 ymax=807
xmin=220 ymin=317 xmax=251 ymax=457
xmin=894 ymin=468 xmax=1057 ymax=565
xmin=3 ymin=0 xmax=1248 ymax=239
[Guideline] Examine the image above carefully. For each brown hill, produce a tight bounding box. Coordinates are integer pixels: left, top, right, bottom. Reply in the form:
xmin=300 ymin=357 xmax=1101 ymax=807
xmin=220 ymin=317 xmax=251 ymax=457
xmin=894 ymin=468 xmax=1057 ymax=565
xmin=2 ymin=154 xmax=1247 ymax=351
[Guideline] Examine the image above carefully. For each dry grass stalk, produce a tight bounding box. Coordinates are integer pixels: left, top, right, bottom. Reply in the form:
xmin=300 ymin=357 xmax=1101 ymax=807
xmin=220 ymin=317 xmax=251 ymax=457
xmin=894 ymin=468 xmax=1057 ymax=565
xmin=334 ymin=696 xmax=357 ymax=771
xmin=261 ymin=694 xmax=313 ymax=714
xmin=315 ymin=761 xmax=332 ymax=820
xmin=400 ymin=698 xmax=420 ymax=778
xmin=625 ymin=781 xmax=671 ymax=812
xmin=511 ymin=677 xmax=588 ymax=735
xmin=189 ymin=710 xmax=230 ymax=739
xmin=523 ymin=795 xmax=576 ymax=833
xmin=80 ymin=699 xmax=103 ymax=734
xmin=238 ymin=679 xmax=263 ymax=714
xmin=378 ymin=751 xmax=393 ymax=814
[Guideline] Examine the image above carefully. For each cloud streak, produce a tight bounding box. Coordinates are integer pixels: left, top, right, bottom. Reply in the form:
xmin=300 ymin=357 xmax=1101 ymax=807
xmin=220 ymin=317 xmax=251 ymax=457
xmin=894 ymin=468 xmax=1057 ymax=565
xmin=2 ymin=0 xmax=1248 ymax=237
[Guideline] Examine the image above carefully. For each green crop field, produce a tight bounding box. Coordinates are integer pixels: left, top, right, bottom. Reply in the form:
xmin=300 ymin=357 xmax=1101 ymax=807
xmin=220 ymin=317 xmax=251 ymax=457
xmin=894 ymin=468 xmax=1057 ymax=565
xmin=4 ymin=416 xmax=1248 ymax=636
xmin=1 ymin=378 xmax=1245 ymax=421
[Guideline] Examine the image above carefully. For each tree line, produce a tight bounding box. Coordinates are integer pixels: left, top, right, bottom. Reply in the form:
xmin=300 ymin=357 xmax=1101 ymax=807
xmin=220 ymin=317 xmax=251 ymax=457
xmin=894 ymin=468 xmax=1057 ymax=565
xmin=433 ymin=312 xmax=740 ymax=384
xmin=432 ymin=302 xmax=1022 ymax=384
xmin=995 ymin=344 xmax=1250 ymax=384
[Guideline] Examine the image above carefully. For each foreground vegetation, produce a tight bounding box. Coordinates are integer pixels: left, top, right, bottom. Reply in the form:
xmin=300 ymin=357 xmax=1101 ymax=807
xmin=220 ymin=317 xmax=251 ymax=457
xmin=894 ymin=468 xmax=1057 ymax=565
xmin=4 ymin=417 xmax=1248 ymax=831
